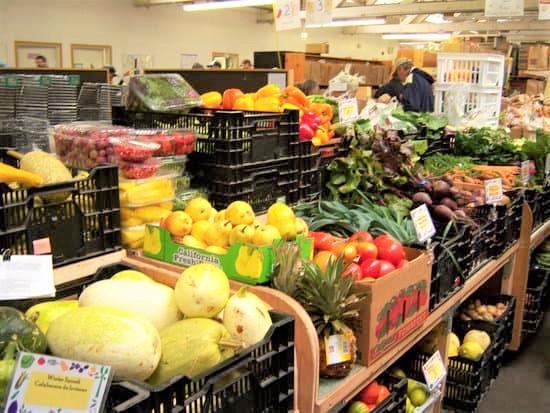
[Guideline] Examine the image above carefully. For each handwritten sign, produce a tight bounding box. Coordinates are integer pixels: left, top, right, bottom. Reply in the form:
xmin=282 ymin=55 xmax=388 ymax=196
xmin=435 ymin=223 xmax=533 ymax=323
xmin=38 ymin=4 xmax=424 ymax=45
xmin=521 ymin=160 xmax=530 ymax=185
xmin=3 ymin=352 xmax=112 ymax=413
xmin=274 ymin=0 xmax=301 ymax=31
xmin=305 ymin=0 xmax=332 ymax=24
xmin=422 ymin=350 xmax=447 ymax=391
xmin=338 ymin=98 xmax=359 ymax=124
xmin=484 ymin=178 xmax=503 ymax=204
xmin=411 ymin=203 xmax=436 ymax=243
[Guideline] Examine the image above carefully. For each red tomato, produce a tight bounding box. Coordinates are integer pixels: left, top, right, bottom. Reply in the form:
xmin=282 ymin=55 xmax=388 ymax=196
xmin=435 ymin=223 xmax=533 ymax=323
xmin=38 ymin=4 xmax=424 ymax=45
xmin=308 ymin=232 xmax=334 ymax=251
xmin=360 ymin=259 xmax=381 ymax=279
xmin=222 ymin=88 xmax=244 ymax=110
xmin=349 ymin=230 xmax=374 ymax=243
xmin=378 ymin=260 xmax=396 ymax=277
xmin=377 ymin=238 xmax=406 ymax=266
xmin=355 ymin=241 xmax=378 ymax=262
xmin=357 ymin=381 xmax=380 ymax=405
xmin=376 ymin=385 xmax=391 ymax=404
xmin=342 ymin=262 xmax=362 ymax=281
xmin=347 ymin=401 xmax=370 ymax=413
xmin=339 ymin=243 xmax=358 ymax=263
xmin=396 ymin=259 xmax=409 ymax=269
xmin=373 ymin=234 xmax=395 ymax=249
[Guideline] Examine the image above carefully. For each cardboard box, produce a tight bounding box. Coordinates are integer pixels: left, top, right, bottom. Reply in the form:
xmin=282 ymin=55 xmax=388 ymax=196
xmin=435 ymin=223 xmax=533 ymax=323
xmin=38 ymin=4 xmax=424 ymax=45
xmin=527 ymin=45 xmax=549 ymax=71
xmin=306 ymin=42 xmax=329 ymax=54
xmin=319 ymin=63 xmax=330 ymax=85
xmin=351 ymin=248 xmax=432 ymax=366
xmin=306 ymin=60 xmax=321 ymax=82
xmin=143 ymin=225 xmax=313 ymax=284
xmin=525 ymin=78 xmax=546 ymax=95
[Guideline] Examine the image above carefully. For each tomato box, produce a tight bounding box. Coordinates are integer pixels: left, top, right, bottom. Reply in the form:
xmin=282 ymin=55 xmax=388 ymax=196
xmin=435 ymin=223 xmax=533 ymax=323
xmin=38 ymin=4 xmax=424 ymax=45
xmin=142 ymin=225 xmax=313 ymax=284
xmin=351 ymin=248 xmax=432 ymax=366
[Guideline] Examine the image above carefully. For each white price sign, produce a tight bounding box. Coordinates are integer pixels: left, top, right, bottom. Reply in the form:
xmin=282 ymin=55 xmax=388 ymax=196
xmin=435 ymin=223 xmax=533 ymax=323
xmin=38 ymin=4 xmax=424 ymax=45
xmin=422 ymin=350 xmax=447 ymax=391
xmin=521 ymin=160 xmax=531 ymax=185
xmin=274 ymin=0 xmax=301 ymax=31
xmin=305 ymin=0 xmax=333 ymax=24
xmin=484 ymin=178 xmax=503 ymax=204
xmin=411 ymin=203 xmax=436 ymax=243
xmin=485 ymin=0 xmax=524 ymax=17
xmin=540 ymin=0 xmax=550 ymax=20
xmin=545 ymin=153 xmax=550 ymax=173
xmin=338 ymin=98 xmax=359 ymax=124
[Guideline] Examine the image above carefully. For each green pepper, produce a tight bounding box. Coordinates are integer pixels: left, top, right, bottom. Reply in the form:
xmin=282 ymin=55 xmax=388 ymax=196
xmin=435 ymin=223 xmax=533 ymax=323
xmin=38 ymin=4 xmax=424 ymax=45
xmin=0 ymin=341 xmax=17 ymax=402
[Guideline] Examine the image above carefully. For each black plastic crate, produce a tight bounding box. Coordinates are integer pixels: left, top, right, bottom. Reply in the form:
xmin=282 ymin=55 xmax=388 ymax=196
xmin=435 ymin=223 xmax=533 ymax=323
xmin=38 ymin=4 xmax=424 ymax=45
xmin=522 ymin=268 xmax=549 ymax=337
xmin=371 ymin=373 xmax=407 ymax=413
xmin=0 ymin=152 xmax=121 ymax=267
xmin=443 ymin=381 xmax=482 ymax=412
xmin=463 ymin=205 xmax=501 ymax=277
xmin=295 ymin=141 xmax=321 ymax=203
xmin=3 ymin=262 xmax=295 ymax=413
xmin=419 ymin=129 xmax=454 ymax=160
xmin=106 ymin=381 xmax=151 ymax=412
xmin=502 ymin=190 xmax=524 ymax=250
xmin=113 ymin=106 xmax=300 ymax=166
xmin=524 ymin=188 xmax=545 ymax=230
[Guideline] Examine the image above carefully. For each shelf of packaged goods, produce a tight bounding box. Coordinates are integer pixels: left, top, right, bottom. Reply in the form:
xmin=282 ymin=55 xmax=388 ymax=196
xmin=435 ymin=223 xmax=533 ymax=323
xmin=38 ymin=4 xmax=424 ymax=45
xmin=530 ymin=219 xmax=550 ymax=249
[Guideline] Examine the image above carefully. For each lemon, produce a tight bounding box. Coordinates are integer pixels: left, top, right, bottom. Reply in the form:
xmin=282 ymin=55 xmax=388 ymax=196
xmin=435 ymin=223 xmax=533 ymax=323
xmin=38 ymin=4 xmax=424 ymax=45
xmin=449 ymin=332 xmax=460 ymax=349
xmin=448 ymin=342 xmax=459 ymax=357
xmin=459 ymin=341 xmax=484 ymax=360
xmin=463 ymin=329 xmax=491 ymax=351
xmin=409 ymin=387 xmax=428 ymax=407
xmin=266 ymin=202 xmax=295 ymax=225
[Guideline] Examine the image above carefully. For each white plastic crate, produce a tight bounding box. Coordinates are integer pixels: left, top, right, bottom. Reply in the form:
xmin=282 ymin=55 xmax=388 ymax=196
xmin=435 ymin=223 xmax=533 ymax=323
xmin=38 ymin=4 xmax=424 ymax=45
xmin=434 ymin=84 xmax=502 ymax=127
xmin=437 ymin=53 xmax=505 ymax=88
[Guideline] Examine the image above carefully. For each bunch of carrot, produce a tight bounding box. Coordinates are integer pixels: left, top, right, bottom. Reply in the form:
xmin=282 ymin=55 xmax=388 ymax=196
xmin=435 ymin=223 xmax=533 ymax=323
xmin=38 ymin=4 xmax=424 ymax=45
xmin=450 ymin=165 xmax=521 ymax=189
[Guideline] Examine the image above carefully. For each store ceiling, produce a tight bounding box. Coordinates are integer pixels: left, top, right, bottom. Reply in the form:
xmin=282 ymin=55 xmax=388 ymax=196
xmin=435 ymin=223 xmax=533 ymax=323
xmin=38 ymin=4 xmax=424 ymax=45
xmin=134 ymin=0 xmax=550 ymax=40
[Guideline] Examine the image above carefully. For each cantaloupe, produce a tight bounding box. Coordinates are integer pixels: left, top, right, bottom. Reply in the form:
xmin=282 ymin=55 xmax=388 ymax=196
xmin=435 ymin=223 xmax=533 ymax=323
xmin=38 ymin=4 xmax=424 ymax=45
xmin=46 ymin=306 xmax=161 ymax=381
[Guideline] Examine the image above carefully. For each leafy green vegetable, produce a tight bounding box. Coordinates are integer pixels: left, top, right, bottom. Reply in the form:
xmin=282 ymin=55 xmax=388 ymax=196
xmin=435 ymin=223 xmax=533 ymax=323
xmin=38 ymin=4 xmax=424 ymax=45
xmin=522 ymin=130 xmax=550 ymax=185
xmin=454 ymin=128 xmax=523 ymax=164
xmin=423 ymin=154 xmax=474 ymax=176
xmin=392 ymin=109 xmax=448 ymax=134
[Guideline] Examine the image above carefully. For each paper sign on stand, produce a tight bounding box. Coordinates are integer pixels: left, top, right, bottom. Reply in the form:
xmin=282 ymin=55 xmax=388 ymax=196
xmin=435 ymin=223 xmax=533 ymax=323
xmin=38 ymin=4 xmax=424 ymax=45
xmin=305 ymin=0 xmax=332 ymax=25
xmin=411 ymin=204 xmax=436 ymax=243
xmin=521 ymin=160 xmax=530 ymax=185
xmin=422 ymin=350 xmax=447 ymax=391
xmin=484 ymin=178 xmax=503 ymax=205
xmin=0 ymin=254 xmax=55 ymax=300
xmin=540 ymin=0 xmax=550 ymax=20
xmin=338 ymin=98 xmax=359 ymax=124
xmin=3 ymin=352 xmax=113 ymax=413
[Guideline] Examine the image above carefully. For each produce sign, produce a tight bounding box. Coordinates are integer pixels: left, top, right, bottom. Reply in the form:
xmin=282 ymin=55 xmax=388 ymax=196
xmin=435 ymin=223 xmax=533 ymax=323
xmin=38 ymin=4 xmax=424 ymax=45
xmin=351 ymin=248 xmax=431 ymax=366
xmin=3 ymin=352 xmax=112 ymax=413
xmin=143 ymin=226 xmax=313 ymax=284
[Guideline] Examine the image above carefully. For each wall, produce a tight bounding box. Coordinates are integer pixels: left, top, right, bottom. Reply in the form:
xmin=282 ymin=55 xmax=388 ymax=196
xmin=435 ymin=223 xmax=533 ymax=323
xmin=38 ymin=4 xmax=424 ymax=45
xmin=0 ymin=0 xmax=398 ymax=72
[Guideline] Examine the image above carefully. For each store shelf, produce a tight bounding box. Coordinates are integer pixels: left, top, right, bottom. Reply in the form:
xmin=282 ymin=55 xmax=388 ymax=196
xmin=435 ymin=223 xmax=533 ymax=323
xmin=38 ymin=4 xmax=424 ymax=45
xmin=530 ymin=219 xmax=550 ymax=249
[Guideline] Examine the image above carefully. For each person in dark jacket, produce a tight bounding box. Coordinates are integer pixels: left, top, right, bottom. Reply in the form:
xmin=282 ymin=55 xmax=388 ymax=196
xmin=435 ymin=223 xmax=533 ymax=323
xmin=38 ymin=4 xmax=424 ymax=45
xmin=394 ymin=58 xmax=434 ymax=112
xmin=374 ymin=73 xmax=405 ymax=103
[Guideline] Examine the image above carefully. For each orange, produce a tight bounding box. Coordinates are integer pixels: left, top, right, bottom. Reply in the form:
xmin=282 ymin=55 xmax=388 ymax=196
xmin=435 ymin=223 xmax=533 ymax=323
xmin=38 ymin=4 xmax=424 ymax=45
xmin=313 ymin=251 xmax=337 ymax=273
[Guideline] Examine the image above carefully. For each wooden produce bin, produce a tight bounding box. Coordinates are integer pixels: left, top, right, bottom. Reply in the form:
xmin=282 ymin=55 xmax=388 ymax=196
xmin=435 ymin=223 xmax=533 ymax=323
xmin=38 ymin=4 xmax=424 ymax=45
xmin=352 ymin=248 xmax=432 ymax=366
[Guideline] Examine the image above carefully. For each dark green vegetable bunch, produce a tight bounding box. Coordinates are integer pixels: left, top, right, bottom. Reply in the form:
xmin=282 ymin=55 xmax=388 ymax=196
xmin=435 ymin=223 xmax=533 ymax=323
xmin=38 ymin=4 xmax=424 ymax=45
xmin=391 ymin=109 xmax=448 ymax=139
xmin=454 ymin=127 xmax=523 ymax=165
xmin=522 ymin=129 xmax=550 ymax=185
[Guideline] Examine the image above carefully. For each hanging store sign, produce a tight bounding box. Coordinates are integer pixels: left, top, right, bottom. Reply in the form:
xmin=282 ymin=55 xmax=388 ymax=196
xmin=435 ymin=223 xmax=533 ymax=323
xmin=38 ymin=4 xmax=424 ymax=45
xmin=540 ymin=0 xmax=550 ymax=20
xmin=305 ymin=0 xmax=333 ymax=25
xmin=274 ymin=0 xmax=301 ymax=31
xmin=485 ymin=0 xmax=524 ymax=17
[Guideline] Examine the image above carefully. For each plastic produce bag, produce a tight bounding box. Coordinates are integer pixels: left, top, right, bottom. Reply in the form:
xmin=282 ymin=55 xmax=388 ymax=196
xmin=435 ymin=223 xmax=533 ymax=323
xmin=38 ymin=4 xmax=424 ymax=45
xmin=442 ymin=83 xmax=470 ymax=128
xmin=360 ymin=98 xmax=416 ymax=133
xmin=127 ymin=74 xmax=202 ymax=113
xmin=325 ymin=63 xmax=365 ymax=97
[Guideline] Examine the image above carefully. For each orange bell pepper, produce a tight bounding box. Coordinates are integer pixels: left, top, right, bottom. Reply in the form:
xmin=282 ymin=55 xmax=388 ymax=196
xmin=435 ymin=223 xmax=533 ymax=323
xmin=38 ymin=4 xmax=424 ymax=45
xmin=254 ymin=96 xmax=281 ymax=112
xmin=200 ymin=91 xmax=222 ymax=109
xmin=310 ymin=102 xmax=334 ymax=124
xmin=256 ymin=83 xmax=281 ymax=99
xmin=233 ymin=94 xmax=255 ymax=111
xmin=282 ymin=86 xmax=310 ymax=109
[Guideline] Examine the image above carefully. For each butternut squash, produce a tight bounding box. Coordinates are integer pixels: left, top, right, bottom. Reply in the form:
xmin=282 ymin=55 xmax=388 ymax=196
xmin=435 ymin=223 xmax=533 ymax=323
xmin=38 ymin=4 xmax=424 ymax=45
xmin=0 ymin=162 xmax=44 ymax=186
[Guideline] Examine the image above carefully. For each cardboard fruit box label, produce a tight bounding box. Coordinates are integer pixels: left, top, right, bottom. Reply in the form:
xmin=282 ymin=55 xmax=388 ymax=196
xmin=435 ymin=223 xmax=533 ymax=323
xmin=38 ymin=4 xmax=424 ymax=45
xmin=351 ymin=248 xmax=432 ymax=366
xmin=143 ymin=225 xmax=313 ymax=284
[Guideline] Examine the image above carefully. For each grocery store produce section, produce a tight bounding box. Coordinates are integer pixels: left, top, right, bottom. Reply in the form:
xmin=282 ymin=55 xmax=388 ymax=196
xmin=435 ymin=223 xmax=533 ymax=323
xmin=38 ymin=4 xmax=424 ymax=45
xmin=0 ymin=56 xmax=549 ymax=413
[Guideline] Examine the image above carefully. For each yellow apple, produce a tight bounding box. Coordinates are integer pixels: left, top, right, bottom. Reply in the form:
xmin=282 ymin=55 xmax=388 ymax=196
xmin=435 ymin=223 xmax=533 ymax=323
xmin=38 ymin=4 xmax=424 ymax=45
xmin=229 ymin=224 xmax=255 ymax=245
xmin=184 ymin=197 xmax=213 ymax=222
xmin=252 ymin=225 xmax=281 ymax=246
xmin=191 ymin=220 xmax=212 ymax=243
xmin=295 ymin=217 xmax=309 ymax=237
xmin=214 ymin=209 xmax=227 ymax=222
xmin=266 ymin=203 xmax=295 ymax=225
xmin=160 ymin=211 xmax=193 ymax=237
xmin=204 ymin=220 xmax=233 ymax=247
xmin=225 ymin=201 xmax=255 ymax=226
xmin=181 ymin=235 xmax=207 ymax=250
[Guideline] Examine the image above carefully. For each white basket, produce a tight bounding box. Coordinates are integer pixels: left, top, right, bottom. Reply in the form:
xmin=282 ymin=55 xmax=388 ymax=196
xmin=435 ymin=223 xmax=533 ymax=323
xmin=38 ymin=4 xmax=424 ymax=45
xmin=437 ymin=53 xmax=505 ymax=88
xmin=434 ymin=84 xmax=502 ymax=127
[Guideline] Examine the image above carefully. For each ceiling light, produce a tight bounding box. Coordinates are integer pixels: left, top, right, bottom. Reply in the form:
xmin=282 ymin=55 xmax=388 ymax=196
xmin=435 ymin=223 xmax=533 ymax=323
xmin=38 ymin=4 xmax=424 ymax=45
xmin=183 ymin=0 xmax=273 ymax=11
xmin=306 ymin=18 xmax=386 ymax=28
xmin=382 ymin=33 xmax=452 ymax=41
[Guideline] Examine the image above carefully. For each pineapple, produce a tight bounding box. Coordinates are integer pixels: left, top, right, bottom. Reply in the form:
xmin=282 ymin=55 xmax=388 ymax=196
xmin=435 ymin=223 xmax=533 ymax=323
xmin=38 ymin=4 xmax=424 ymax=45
xmin=297 ymin=256 xmax=364 ymax=378
xmin=271 ymin=241 xmax=303 ymax=300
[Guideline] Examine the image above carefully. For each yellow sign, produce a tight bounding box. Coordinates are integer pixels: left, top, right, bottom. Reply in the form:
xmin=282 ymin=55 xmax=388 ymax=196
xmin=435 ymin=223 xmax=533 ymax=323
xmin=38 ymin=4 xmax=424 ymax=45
xmin=484 ymin=178 xmax=503 ymax=204
xmin=411 ymin=204 xmax=436 ymax=243
xmin=324 ymin=334 xmax=352 ymax=365
xmin=338 ymin=98 xmax=359 ymax=124
xmin=422 ymin=350 xmax=446 ymax=390
xmin=24 ymin=371 xmax=93 ymax=409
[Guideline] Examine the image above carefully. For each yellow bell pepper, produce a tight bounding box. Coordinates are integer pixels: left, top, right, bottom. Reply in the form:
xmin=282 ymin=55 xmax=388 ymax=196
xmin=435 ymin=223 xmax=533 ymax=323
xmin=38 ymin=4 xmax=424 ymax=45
xmin=233 ymin=94 xmax=255 ymax=111
xmin=281 ymin=102 xmax=303 ymax=118
xmin=255 ymin=83 xmax=281 ymax=99
xmin=254 ymin=96 xmax=282 ymax=112
xmin=200 ymin=91 xmax=222 ymax=108
xmin=313 ymin=126 xmax=329 ymax=145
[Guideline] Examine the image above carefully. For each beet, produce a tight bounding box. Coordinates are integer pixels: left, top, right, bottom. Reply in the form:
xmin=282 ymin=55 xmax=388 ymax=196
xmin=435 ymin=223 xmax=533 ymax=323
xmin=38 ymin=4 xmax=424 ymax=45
xmin=412 ymin=192 xmax=433 ymax=206
xmin=433 ymin=204 xmax=457 ymax=221
xmin=440 ymin=197 xmax=458 ymax=210
xmin=432 ymin=180 xmax=451 ymax=199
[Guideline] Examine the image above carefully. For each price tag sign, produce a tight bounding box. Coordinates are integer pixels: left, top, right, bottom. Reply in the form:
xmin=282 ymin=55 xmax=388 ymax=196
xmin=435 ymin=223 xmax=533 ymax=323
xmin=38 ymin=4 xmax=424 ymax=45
xmin=545 ymin=153 xmax=550 ymax=173
xmin=422 ymin=350 xmax=447 ymax=391
xmin=484 ymin=178 xmax=503 ymax=204
xmin=0 ymin=254 xmax=55 ymax=300
xmin=305 ymin=0 xmax=333 ymax=24
xmin=324 ymin=334 xmax=351 ymax=366
xmin=338 ymin=98 xmax=359 ymax=124
xmin=274 ymin=0 xmax=301 ymax=31
xmin=521 ymin=160 xmax=531 ymax=185
xmin=4 ymin=352 xmax=113 ymax=413
xmin=410 ymin=203 xmax=436 ymax=243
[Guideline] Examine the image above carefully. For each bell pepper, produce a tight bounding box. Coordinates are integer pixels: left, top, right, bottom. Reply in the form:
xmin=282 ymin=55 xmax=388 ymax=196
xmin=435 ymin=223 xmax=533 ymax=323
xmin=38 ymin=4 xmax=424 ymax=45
xmin=313 ymin=126 xmax=329 ymax=145
xmin=255 ymin=83 xmax=281 ymax=99
xmin=299 ymin=123 xmax=315 ymax=141
xmin=282 ymin=86 xmax=310 ymax=109
xmin=254 ymin=96 xmax=281 ymax=112
xmin=200 ymin=91 xmax=222 ymax=109
xmin=301 ymin=111 xmax=321 ymax=130
xmin=233 ymin=94 xmax=255 ymax=111
xmin=310 ymin=102 xmax=334 ymax=124
xmin=222 ymin=88 xmax=244 ymax=110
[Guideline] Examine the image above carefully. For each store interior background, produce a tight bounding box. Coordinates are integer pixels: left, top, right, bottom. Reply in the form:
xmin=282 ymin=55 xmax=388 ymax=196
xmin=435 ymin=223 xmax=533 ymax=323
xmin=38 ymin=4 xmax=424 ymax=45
xmin=0 ymin=0 xmax=400 ymax=72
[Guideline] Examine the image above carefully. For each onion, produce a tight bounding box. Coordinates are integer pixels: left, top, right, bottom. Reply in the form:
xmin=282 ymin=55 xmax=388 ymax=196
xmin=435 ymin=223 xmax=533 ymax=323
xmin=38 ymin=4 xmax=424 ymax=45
xmin=223 ymin=287 xmax=272 ymax=347
xmin=175 ymin=263 xmax=230 ymax=318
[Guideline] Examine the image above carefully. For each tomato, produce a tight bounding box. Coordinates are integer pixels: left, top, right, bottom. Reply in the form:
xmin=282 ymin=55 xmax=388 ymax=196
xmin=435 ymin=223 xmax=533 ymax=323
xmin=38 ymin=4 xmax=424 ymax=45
xmin=331 ymin=240 xmax=347 ymax=256
xmin=376 ymin=385 xmax=391 ymax=404
xmin=377 ymin=238 xmax=406 ymax=266
xmin=396 ymin=259 xmax=409 ymax=269
xmin=308 ymin=231 xmax=334 ymax=251
xmin=355 ymin=242 xmax=378 ymax=262
xmin=313 ymin=250 xmax=336 ymax=273
xmin=360 ymin=259 xmax=381 ymax=279
xmin=349 ymin=230 xmax=374 ymax=243
xmin=373 ymin=234 xmax=395 ymax=249
xmin=338 ymin=243 xmax=357 ymax=263
xmin=357 ymin=381 xmax=380 ymax=405
xmin=347 ymin=401 xmax=370 ymax=413
xmin=378 ymin=260 xmax=396 ymax=277
xmin=367 ymin=404 xmax=376 ymax=411
xmin=342 ymin=262 xmax=362 ymax=281
xmin=222 ymin=88 xmax=244 ymax=110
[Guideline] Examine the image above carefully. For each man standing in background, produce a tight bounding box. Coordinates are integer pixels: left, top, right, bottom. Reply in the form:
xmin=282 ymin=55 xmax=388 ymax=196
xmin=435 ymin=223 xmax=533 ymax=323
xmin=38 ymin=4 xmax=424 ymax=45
xmin=394 ymin=58 xmax=434 ymax=112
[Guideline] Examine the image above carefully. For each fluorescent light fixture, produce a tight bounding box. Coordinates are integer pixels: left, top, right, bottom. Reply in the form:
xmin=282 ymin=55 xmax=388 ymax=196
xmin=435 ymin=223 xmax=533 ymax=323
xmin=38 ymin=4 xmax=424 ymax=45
xmin=183 ymin=0 xmax=273 ymax=11
xmin=382 ymin=33 xmax=451 ymax=41
xmin=306 ymin=18 xmax=386 ymax=28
